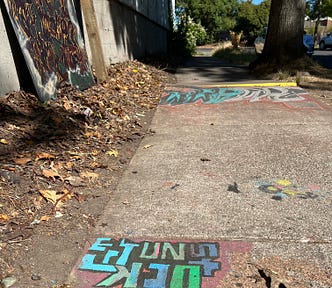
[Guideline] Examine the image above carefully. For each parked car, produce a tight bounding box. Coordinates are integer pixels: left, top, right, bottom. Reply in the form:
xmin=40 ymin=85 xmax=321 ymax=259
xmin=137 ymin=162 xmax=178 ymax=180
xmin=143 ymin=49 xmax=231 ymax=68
xmin=319 ymin=32 xmax=332 ymax=50
xmin=254 ymin=28 xmax=314 ymax=56
xmin=254 ymin=28 xmax=267 ymax=54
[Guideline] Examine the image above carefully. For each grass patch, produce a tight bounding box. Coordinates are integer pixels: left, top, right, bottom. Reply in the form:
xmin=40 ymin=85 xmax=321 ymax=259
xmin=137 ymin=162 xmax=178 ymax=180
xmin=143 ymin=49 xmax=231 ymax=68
xmin=213 ymin=47 xmax=257 ymax=65
xmin=252 ymin=57 xmax=332 ymax=82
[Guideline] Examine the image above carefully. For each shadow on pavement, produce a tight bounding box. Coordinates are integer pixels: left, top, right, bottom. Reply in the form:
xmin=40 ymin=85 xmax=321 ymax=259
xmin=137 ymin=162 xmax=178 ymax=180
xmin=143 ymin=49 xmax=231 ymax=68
xmin=176 ymin=56 xmax=257 ymax=85
xmin=313 ymin=52 xmax=332 ymax=69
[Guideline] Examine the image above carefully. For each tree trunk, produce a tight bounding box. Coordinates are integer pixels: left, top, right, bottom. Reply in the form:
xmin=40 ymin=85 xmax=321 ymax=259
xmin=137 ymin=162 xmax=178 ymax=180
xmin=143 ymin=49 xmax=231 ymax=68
xmin=250 ymin=0 xmax=306 ymax=69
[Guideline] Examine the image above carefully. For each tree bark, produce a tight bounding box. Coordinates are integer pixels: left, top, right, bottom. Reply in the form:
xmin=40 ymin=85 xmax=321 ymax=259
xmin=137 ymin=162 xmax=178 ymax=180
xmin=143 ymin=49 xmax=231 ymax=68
xmin=250 ymin=0 xmax=306 ymax=69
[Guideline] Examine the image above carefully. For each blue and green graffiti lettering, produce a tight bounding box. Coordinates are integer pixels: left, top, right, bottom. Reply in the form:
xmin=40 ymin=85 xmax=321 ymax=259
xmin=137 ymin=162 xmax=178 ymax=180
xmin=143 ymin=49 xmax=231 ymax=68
xmin=79 ymin=238 xmax=221 ymax=287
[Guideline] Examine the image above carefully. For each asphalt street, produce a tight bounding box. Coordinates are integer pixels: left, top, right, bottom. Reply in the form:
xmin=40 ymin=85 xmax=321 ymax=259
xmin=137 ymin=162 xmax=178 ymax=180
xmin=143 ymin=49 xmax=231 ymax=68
xmin=313 ymin=49 xmax=332 ymax=69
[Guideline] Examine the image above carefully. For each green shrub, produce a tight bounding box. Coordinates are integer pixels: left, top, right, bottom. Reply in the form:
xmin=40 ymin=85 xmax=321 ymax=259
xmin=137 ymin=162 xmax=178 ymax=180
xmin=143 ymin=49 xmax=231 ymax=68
xmin=170 ymin=15 xmax=207 ymax=57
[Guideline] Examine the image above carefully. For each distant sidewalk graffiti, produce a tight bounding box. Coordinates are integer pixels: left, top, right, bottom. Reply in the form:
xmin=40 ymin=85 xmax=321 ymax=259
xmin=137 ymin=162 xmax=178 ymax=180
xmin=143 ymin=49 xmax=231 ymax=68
xmin=4 ymin=0 xmax=94 ymax=102
xmin=74 ymin=238 xmax=251 ymax=287
xmin=160 ymin=87 xmax=309 ymax=106
xmin=255 ymin=179 xmax=327 ymax=200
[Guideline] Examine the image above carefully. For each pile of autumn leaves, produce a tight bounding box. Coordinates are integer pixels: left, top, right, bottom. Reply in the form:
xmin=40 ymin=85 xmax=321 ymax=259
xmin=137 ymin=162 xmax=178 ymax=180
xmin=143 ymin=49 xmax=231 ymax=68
xmin=0 ymin=60 xmax=171 ymax=241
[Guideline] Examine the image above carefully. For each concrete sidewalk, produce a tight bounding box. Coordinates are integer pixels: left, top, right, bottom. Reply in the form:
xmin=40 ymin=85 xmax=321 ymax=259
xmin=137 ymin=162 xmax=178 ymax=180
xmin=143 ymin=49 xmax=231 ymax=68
xmin=174 ymin=55 xmax=258 ymax=85
xmin=70 ymin=57 xmax=332 ymax=287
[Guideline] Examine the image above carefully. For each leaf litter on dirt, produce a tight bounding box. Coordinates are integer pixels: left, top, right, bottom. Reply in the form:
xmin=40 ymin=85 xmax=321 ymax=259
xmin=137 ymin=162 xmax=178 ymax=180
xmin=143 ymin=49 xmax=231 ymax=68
xmin=0 ymin=59 xmax=173 ymax=279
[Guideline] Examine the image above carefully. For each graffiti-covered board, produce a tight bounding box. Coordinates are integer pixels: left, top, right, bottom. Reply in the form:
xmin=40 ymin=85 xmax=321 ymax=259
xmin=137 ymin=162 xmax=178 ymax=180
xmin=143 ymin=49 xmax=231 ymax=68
xmin=71 ymin=237 xmax=252 ymax=287
xmin=4 ymin=0 xmax=94 ymax=101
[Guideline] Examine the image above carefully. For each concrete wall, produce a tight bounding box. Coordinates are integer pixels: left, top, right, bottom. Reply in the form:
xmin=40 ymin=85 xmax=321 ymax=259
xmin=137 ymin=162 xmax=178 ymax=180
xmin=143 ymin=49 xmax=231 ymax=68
xmin=118 ymin=0 xmax=169 ymax=28
xmin=0 ymin=6 xmax=20 ymax=96
xmin=89 ymin=0 xmax=170 ymax=64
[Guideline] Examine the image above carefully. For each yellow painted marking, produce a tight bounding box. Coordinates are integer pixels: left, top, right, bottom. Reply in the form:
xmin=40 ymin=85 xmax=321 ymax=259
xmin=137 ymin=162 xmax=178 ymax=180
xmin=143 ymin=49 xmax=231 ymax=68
xmin=203 ymin=82 xmax=297 ymax=88
xmin=275 ymin=179 xmax=292 ymax=187
xmin=283 ymin=189 xmax=304 ymax=196
xmin=267 ymin=186 xmax=278 ymax=192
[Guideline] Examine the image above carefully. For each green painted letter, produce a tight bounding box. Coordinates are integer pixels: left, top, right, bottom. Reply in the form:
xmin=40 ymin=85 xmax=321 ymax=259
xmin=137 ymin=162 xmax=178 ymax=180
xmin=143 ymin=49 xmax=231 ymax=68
xmin=170 ymin=265 xmax=201 ymax=288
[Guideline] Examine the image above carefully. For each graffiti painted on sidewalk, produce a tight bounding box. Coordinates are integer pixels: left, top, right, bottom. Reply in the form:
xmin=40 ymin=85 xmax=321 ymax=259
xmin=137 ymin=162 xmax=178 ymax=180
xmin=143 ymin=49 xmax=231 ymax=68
xmin=75 ymin=238 xmax=252 ymax=287
xmin=160 ymin=87 xmax=309 ymax=106
xmin=4 ymin=0 xmax=94 ymax=102
xmin=255 ymin=179 xmax=326 ymax=200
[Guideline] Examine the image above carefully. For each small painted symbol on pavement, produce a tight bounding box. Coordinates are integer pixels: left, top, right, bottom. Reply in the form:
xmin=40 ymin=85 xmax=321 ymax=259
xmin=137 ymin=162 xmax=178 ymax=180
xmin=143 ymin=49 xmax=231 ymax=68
xmin=255 ymin=179 xmax=327 ymax=200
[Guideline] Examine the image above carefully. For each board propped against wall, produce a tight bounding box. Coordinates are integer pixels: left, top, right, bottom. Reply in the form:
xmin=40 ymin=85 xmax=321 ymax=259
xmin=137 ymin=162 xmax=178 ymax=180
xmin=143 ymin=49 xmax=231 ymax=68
xmin=3 ymin=0 xmax=94 ymax=102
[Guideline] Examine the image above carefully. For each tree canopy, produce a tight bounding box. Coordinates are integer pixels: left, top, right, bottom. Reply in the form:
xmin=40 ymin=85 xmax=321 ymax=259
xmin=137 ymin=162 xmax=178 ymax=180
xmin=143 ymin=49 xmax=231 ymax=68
xmin=307 ymin=0 xmax=332 ymax=19
xmin=235 ymin=0 xmax=271 ymax=45
xmin=176 ymin=0 xmax=239 ymax=42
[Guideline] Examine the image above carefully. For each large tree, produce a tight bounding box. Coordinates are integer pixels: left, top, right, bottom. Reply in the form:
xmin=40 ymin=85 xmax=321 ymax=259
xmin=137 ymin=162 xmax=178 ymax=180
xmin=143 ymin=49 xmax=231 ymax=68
xmin=250 ymin=0 xmax=307 ymax=69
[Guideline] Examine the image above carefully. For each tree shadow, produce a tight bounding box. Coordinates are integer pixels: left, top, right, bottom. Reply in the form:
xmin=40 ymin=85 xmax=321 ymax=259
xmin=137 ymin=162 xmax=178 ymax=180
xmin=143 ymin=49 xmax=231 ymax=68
xmin=108 ymin=1 xmax=143 ymax=60
xmin=304 ymin=57 xmax=332 ymax=83
xmin=0 ymin=92 xmax=85 ymax=163
xmin=313 ymin=52 xmax=332 ymax=70
xmin=108 ymin=1 xmax=169 ymax=61
xmin=175 ymin=55 xmax=257 ymax=83
xmin=300 ymin=80 xmax=332 ymax=91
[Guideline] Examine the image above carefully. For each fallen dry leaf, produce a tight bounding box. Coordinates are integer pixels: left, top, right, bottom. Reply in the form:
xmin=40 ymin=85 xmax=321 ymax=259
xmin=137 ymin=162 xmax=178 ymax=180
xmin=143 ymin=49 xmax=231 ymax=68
xmin=91 ymin=150 xmax=99 ymax=156
xmin=39 ymin=189 xmax=71 ymax=205
xmin=0 ymin=214 xmax=10 ymax=222
xmin=80 ymin=171 xmax=99 ymax=179
xmin=65 ymin=162 xmax=74 ymax=170
xmin=68 ymin=151 xmax=82 ymax=160
xmin=89 ymin=162 xmax=104 ymax=169
xmin=84 ymin=131 xmax=102 ymax=139
xmin=106 ymin=149 xmax=119 ymax=157
xmin=35 ymin=152 xmax=55 ymax=161
xmin=65 ymin=176 xmax=86 ymax=187
xmin=51 ymin=161 xmax=64 ymax=171
xmin=122 ymin=114 xmax=130 ymax=121
xmin=42 ymin=169 xmax=63 ymax=181
xmin=61 ymin=188 xmax=73 ymax=201
xmin=0 ymin=139 xmax=9 ymax=145
xmin=40 ymin=215 xmax=51 ymax=221
xmin=39 ymin=190 xmax=59 ymax=204
xmin=13 ymin=157 xmax=32 ymax=165
xmin=62 ymin=99 xmax=72 ymax=111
